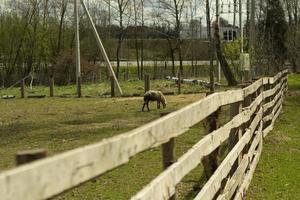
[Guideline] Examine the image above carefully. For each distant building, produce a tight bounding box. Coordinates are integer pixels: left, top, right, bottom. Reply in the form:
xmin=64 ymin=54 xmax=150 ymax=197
xmin=217 ymin=18 xmax=240 ymax=41
xmin=181 ymin=17 xmax=240 ymax=41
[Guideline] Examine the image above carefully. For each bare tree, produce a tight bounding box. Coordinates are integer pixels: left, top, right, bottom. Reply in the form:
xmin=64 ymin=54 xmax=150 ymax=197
xmin=140 ymin=0 xmax=145 ymax=79
xmin=214 ymin=22 xmax=238 ymax=86
xmin=133 ymin=0 xmax=140 ymax=79
xmin=56 ymin=0 xmax=69 ymax=56
xmin=116 ymin=0 xmax=131 ymax=78
xmin=157 ymin=0 xmax=187 ymax=75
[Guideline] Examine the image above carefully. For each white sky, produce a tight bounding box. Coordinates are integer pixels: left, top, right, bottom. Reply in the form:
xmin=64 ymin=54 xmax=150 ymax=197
xmin=0 ymin=0 xmax=249 ymax=27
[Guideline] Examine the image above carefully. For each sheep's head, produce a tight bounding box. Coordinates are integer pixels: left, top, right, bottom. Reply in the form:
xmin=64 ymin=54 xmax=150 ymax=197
xmin=161 ymin=96 xmax=167 ymax=108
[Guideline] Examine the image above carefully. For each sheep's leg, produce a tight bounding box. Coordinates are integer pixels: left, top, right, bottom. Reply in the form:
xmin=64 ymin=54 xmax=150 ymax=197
xmin=142 ymin=103 xmax=146 ymax=112
xmin=147 ymin=102 xmax=150 ymax=111
xmin=157 ymin=101 xmax=160 ymax=109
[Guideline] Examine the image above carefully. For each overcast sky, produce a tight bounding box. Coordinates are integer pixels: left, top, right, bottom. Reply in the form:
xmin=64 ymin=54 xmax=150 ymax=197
xmin=0 ymin=0 xmax=249 ymax=27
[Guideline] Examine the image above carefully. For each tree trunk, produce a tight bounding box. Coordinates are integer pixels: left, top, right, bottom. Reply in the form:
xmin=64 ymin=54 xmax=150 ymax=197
xmin=133 ymin=0 xmax=140 ymax=79
xmin=206 ymin=0 xmax=215 ymax=92
xmin=167 ymin=38 xmax=176 ymax=77
xmin=57 ymin=2 xmax=68 ymax=56
xmin=214 ymin=23 xmax=238 ymax=86
xmin=116 ymin=39 xmax=121 ymax=79
xmin=140 ymin=0 xmax=145 ymax=79
xmin=178 ymin=42 xmax=184 ymax=75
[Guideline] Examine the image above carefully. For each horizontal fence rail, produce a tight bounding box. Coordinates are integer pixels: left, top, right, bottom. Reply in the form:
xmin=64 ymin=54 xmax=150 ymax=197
xmin=0 ymin=70 xmax=289 ymax=200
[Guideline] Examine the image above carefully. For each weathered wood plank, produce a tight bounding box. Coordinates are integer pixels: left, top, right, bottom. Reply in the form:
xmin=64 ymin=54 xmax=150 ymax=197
xmin=263 ymin=98 xmax=283 ymax=122
xmin=263 ymin=105 xmax=283 ymax=138
xmin=131 ymin=94 xmax=263 ymax=200
xmin=248 ymin=124 xmax=263 ymax=163
xmin=262 ymin=77 xmax=269 ymax=85
xmin=269 ymin=69 xmax=288 ymax=85
xmin=217 ymin=125 xmax=263 ymax=200
xmin=233 ymin=137 xmax=263 ymax=200
xmin=216 ymin=156 xmax=249 ymax=200
xmin=263 ymin=86 xmax=284 ymax=112
xmin=0 ymin=71 xmax=288 ymax=200
xmin=262 ymin=77 xmax=285 ymax=114
xmin=269 ymin=72 xmax=282 ymax=84
xmin=195 ymin=108 xmax=263 ymax=200
xmin=263 ymin=77 xmax=285 ymax=100
xmin=0 ymin=90 xmax=243 ymax=200
xmin=243 ymin=78 xmax=263 ymax=97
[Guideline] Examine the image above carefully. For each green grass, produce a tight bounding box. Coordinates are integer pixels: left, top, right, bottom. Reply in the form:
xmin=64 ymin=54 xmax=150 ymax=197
xmin=247 ymin=74 xmax=300 ymax=200
xmin=0 ymin=89 xmax=212 ymax=199
xmin=0 ymin=79 xmax=210 ymax=99
xmin=1 ymin=73 xmax=274 ymax=199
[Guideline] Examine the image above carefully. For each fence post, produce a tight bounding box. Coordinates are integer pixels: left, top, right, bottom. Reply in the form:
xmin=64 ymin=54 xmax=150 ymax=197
xmin=111 ymin=76 xmax=115 ymax=98
xmin=16 ymin=149 xmax=47 ymax=166
xmin=77 ymin=76 xmax=82 ymax=98
xmin=229 ymin=101 xmax=243 ymax=175
xmin=20 ymin=78 xmax=25 ymax=98
xmin=49 ymin=75 xmax=54 ymax=97
xmin=160 ymin=112 xmax=176 ymax=200
xmin=177 ymin=73 xmax=181 ymax=94
xmin=264 ymin=79 xmax=273 ymax=130
xmin=284 ymin=72 xmax=288 ymax=94
xmin=144 ymin=74 xmax=150 ymax=93
xmin=202 ymin=92 xmax=220 ymax=179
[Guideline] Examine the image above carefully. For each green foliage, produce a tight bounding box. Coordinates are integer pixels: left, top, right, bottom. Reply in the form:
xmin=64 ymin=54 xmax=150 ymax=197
xmin=223 ymin=39 xmax=248 ymax=80
xmin=223 ymin=39 xmax=241 ymax=61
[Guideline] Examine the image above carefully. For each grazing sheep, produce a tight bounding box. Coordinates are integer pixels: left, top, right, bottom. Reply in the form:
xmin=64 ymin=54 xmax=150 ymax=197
xmin=142 ymin=90 xmax=167 ymax=112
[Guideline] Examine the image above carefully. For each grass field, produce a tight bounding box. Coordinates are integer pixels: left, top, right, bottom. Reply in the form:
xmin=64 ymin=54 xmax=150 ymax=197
xmin=0 ymin=79 xmax=211 ymax=99
xmin=246 ymin=74 xmax=300 ymax=200
xmin=0 ymin=88 xmax=212 ymax=199
xmin=1 ymin=74 xmax=297 ymax=199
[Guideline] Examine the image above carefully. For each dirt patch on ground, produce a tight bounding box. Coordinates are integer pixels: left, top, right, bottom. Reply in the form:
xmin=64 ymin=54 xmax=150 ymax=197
xmin=114 ymin=93 xmax=206 ymax=103
xmin=265 ymin=131 xmax=292 ymax=144
xmin=288 ymin=148 xmax=300 ymax=153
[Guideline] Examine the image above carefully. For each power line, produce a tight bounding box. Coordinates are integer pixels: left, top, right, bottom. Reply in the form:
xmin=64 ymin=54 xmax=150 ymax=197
xmin=101 ymin=0 xmax=174 ymax=39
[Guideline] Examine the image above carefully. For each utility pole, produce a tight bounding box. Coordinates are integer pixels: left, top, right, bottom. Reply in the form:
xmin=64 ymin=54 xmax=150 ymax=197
xmin=216 ymin=0 xmax=221 ymax=82
xmin=249 ymin=0 xmax=255 ymax=79
xmin=239 ymin=0 xmax=244 ymax=53
xmin=141 ymin=0 xmax=144 ymax=79
xmin=206 ymin=0 xmax=215 ymax=92
xmin=108 ymin=0 xmax=111 ymax=38
xmin=246 ymin=0 xmax=250 ymax=38
xmin=133 ymin=0 xmax=140 ymax=79
xmin=74 ymin=0 xmax=81 ymax=98
xmin=80 ymin=0 xmax=123 ymax=95
xmin=233 ymin=0 xmax=237 ymax=27
xmin=199 ymin=17 xmax=202 ymax=39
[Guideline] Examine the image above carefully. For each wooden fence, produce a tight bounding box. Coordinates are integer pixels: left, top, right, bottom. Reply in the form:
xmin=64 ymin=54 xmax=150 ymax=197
xmin=0 ymin=70 xmax=289 ymax=200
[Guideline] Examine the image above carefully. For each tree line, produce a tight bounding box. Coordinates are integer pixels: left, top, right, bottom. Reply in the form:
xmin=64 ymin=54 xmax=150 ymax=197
xmin=0 ymin=0 xmax=299 ymax=87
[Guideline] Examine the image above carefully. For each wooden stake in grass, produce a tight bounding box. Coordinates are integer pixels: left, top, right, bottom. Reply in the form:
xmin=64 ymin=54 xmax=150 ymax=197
xmin=111 ymin=76 xmax=115 ymax=97
xmin=20 ymin=78 xmax=25 ymax=98
xmin=77 ymin=76 xmax=82 ymax=98
xmin=160 ymin=112 xmax=176 ymax=200
xmin=49 ymin=75 xmax=54 ymax=97
xmin=16 ymin=149 xmax=47 ymax=166
xmin=177 ymin=73 xmax=181 ymax=94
